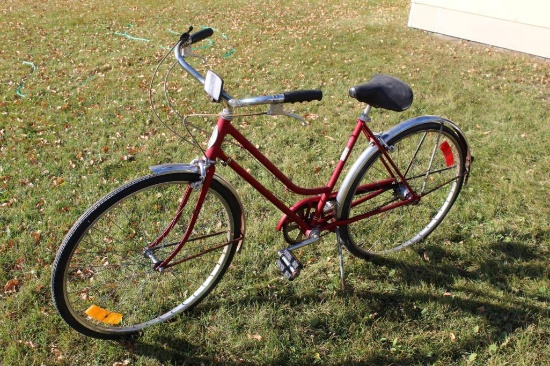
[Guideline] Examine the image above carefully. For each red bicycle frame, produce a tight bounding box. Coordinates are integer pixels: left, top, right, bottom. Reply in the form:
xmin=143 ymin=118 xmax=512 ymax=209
xmin=149 ymin=111 xmax=419 ymax=269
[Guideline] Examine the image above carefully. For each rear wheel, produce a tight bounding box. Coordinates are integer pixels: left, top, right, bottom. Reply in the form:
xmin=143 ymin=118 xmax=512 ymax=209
xmin=339 ymin=122 xmax=467 ymax=257
xmin=51 ymin=173 xmax=243 ymax=340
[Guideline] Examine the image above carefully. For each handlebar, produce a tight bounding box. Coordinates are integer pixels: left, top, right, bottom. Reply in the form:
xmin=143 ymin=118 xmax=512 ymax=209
xmin=174 ymin=27 xmax=323 ymax=109
xmin=178 ymin=26 xmax=214 ymax=45
xmin=283 ymin=90 xmax=323 ymax=104
xmin=189 ymin=27 xmax=214 ymax=44
xmin=228 ymin=90 xmax=322 ymax=108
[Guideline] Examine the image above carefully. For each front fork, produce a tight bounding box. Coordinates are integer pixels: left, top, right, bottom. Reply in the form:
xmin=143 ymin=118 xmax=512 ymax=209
xmin=144 ymin=159 xmax=215 ymax=271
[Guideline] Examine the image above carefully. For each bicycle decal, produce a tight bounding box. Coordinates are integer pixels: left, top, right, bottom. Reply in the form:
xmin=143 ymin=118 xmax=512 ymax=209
xmin=207 ymin=125 xmax=219 ymax=148
xmin=340 ymin=147 xmax=350 ymax=162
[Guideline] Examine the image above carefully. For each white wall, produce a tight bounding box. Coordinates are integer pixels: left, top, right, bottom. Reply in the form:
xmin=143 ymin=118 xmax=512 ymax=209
xmin=408 ymin=0 xmax=550 ymax=58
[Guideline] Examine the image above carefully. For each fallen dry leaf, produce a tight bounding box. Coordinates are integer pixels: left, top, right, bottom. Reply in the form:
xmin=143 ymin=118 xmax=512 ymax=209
xmin=4 ymin=278 xmax=20 ymax=293
xmin=32 ymin=231 xmax=42 ymax=243
xmin=423 ymin=251 xmax=430 ymax=261
xmin=247 ymin=333 xmax=263 ymax=341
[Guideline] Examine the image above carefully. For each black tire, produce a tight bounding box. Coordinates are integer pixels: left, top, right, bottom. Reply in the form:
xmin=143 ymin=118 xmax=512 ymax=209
xmin=339 ymin=122 xmax=467 ymax=258
xmin=51 ymin=173 xmax=243 ymax=340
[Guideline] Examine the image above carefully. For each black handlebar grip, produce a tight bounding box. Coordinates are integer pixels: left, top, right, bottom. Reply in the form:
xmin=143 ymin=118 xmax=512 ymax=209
xmin=190 ymin=28 xmax=214 ymax=44
xmin=282 ymin=90 xmax=323 ymax=104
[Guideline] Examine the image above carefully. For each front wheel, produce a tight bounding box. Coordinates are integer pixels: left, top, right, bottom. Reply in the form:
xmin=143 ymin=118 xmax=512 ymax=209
xmin=51 ymin=172 xmax=244 ymax=340
xmin=339 ymin=122 xmax=468 ymax=257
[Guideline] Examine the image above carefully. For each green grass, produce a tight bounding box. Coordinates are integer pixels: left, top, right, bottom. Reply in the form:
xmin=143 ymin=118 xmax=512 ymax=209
xmin=1 ymin=0 xmax=549 ymax=364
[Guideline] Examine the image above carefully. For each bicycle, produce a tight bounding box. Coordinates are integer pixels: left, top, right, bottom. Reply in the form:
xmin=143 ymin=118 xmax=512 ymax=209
xmin=51 ymin=27 xmax=472 ymax=340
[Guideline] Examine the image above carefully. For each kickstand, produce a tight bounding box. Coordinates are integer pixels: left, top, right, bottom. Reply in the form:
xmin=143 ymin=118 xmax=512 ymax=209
xmin=336 ymin=229 xmax=346 ymax=291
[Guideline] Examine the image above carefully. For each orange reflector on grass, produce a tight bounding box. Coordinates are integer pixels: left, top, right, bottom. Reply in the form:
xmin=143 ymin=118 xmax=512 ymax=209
xmin=439 ymin=141 xmax=454 ymax=167
xmin=85 ymin=304 xmax=123 ymax=325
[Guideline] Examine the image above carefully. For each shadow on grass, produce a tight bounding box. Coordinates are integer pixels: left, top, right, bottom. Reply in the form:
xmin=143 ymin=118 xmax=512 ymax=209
xmin=347 ymin=228 xmax=550 ymax=363
xmin=126 ymin=228 xmax=549 ymax=365
xmin=122 ymin=335 xmax=230 ymax=366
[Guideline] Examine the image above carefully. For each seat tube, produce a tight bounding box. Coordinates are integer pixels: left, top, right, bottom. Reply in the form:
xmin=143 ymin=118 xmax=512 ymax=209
xmin=313 ymin=119 xmax=365 ymax=222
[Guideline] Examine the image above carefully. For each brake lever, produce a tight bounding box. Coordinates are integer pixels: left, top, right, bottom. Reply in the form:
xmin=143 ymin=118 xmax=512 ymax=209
xmin=179 ymin=26 xmax=194 ymax=43
xmin=267 ymin=104 xmax=308 ymax=126
xmin=181 ymin=44 xmax=207 ymax=64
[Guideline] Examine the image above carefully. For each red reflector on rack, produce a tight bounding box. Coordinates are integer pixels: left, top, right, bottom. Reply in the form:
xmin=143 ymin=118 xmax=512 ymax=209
xmin=440 ymin=141 xmax=454 ymax=167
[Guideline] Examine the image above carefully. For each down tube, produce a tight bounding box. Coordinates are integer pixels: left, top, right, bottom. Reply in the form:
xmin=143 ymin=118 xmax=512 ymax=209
xmin=220 ymin=151 xmax=311 ymax=232
xmin=208 ymin=117 xmax=326 ymax=232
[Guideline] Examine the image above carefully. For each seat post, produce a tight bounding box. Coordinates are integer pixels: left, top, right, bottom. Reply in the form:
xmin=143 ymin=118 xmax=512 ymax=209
xmin=359 ymin=104 xmax=372 ymax=123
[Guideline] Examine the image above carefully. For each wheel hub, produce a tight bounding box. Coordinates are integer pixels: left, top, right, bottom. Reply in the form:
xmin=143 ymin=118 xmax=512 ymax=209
xmin=394 ymin=183 xmax=412 ymax=200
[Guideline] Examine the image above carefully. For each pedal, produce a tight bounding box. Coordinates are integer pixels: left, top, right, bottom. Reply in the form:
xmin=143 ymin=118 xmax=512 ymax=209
xmin=276 ymin=249 xmax=303 ymax=281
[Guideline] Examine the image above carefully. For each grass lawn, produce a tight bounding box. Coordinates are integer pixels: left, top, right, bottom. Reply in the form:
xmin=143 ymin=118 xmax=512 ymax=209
xmin=1 ymin=0 xmax=549 ymax=364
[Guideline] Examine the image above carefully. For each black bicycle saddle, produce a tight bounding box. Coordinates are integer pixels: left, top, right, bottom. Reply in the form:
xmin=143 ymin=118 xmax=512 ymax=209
xmin=349 ymin=74 xmax=413 ymax=112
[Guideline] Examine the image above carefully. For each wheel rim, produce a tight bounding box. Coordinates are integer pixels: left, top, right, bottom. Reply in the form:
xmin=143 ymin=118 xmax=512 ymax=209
xmin=59 ymin=179 xmax=237 ymax=336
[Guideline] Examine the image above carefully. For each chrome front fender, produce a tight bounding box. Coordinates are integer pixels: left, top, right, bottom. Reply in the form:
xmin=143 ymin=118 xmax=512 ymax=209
xmin=150 ymin=163 xmax=200 ymax=175
xmin=335 ymin=115 xmax=472 ymax=219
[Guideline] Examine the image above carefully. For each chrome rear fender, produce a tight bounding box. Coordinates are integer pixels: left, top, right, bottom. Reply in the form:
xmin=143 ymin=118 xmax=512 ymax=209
xmin=335 ymin=116 xmax=472 ymax=219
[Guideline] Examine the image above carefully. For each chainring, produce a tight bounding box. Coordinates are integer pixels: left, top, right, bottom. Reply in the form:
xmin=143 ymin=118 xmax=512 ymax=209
xmin=282 ymin=200 xmax=318 ymax=245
